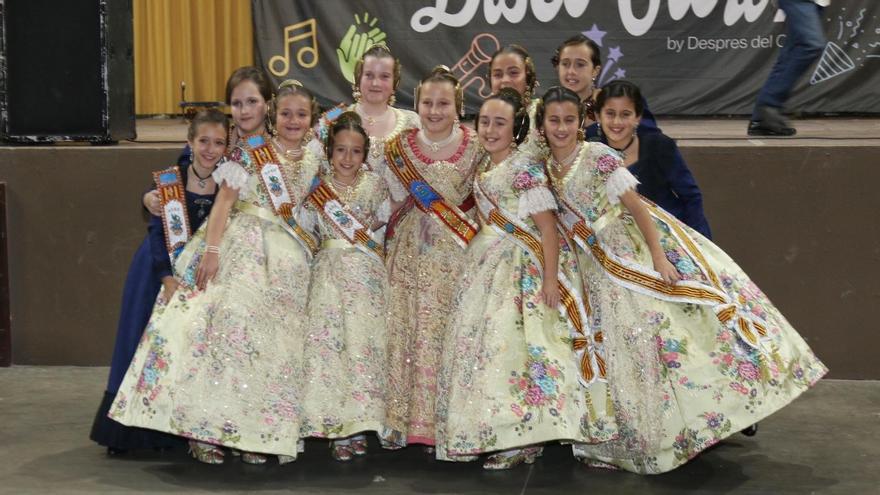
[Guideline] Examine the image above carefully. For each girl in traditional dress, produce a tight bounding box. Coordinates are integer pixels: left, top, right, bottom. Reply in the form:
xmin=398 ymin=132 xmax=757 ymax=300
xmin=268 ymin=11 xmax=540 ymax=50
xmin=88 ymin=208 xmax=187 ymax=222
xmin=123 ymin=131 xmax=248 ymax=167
xmin=587 ymin=80 xmax=711 ymax=238
xmin=552 ymin=34 xmax=659 ymax=133
xmin=298 ymin=112 xmax=390 ymax=461
xmin=487 ymin=44 xmax=545 ymax=158
xmin=109 ymin=78 xmax=322 ymax=465
xmin=90 ymin=110 xmax=227 ymax=455
xmin=435 ymin=88 xmax=616 ymax=470
xmin=536 ymin=85 xmax=827 ymax=473
xmin=143 ymin=66 xmax=274 ymax=216
xmin=313 ymin=44 xmax=419 ymax=177
xmin=381 ymin=66 xmax=483 ymax=451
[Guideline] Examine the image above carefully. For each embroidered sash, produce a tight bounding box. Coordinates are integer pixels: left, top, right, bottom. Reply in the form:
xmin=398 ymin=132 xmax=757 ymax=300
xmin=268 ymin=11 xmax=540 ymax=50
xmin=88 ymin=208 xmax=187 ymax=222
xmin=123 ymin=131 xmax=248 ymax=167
xmin=556 ymin=192 xmax=773 ymax=353
xmin=242 ymin=134 xmax=318 ymax=255
xmin=474 ymin=179 xmax=604 ymax=387
xmin=308 ymin=177 xmax=384 ymax=262
xmin=385 ymin=131 xmax=478 ymax=248
xmin=153 ymin=166 xmax=190 ymax=260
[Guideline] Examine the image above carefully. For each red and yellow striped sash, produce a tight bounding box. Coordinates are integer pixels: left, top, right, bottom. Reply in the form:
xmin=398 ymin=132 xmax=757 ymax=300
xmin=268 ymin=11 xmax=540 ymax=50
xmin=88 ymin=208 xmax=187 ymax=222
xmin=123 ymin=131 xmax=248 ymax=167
xmin=308 ymin=179 xmax=384 ymax=260
xmin=475 ymin=181 xmax=603 ymax=384
xmin=385 ymin=132 xmax=478 ymax=248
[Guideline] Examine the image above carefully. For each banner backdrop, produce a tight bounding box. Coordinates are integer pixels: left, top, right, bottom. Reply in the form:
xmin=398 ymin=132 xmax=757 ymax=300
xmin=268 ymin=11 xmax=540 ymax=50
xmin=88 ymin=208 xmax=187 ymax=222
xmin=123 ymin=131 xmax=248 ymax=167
xmin=253 ymin=1 xmax=880 ymax=115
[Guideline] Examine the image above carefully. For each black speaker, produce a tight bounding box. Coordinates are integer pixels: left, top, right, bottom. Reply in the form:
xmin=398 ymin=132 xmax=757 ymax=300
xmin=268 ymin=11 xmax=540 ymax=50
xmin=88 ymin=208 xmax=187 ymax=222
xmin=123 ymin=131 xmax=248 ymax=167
xmin=0 ymin=0 xmax=134 ymax=143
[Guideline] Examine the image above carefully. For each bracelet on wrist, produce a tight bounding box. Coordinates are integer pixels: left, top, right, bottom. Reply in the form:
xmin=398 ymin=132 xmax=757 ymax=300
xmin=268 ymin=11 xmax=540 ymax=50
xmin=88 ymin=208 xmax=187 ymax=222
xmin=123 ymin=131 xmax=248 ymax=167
xmin=205 ymin=245 xmax=220 ymax=255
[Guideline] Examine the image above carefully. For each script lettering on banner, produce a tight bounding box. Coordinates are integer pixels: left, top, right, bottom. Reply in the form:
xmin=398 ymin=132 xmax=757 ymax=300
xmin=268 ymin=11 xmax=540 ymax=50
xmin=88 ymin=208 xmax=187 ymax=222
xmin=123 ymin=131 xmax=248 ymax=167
xmin=410 ymin=0 xmax=771 ymax=36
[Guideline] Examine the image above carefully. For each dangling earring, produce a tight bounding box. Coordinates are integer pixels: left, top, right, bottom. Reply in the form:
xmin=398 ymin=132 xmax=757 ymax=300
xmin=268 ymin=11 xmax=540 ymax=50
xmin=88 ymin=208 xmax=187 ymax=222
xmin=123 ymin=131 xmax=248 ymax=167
xmin=266 ymin=117 xmax=277 ymax=137
xmin=633 ymin=124 xmax=638 ymax=139
xmin=352 ymin=85 xmax=362 ymax=102
xmin=577 ymin=129 xmax=585 ymax=141
xmin=187 ymin=146 xmax=194 ymax=166
xmin=453 ymin=117 xmax=460 ymax=129
xmin=509 ymin=140 xmax=517 ymax=150
xmin=597 ymin=122 xmax=603 ymax=139
xmin=303 ymin=128 xmax=315 ymax=143
xmin=388 ymin=94 xmax=396 ymax=106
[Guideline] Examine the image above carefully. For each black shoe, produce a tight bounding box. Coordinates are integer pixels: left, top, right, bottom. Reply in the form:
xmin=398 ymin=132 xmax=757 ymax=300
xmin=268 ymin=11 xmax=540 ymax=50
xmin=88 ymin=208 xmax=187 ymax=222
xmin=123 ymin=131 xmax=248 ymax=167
xmin=741 ymin=423 xmax=759 ymax=436
xmin=748 ymin=106 xmax=796 ymax=136
xmin=748 ymin=121 xmax=797 ymax=136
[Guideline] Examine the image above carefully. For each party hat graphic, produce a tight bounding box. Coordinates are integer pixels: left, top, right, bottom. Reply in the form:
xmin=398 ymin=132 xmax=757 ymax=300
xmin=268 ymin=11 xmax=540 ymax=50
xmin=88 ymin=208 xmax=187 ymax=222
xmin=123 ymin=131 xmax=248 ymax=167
xmin=810 ymin=41 xmax=855 ymax=85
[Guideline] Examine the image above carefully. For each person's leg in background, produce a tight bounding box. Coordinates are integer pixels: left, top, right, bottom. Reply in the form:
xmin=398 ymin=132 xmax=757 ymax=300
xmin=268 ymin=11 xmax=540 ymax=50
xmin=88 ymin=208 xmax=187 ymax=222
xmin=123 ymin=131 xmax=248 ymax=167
xmin=749 ymin=0 xmax=826 ymax=136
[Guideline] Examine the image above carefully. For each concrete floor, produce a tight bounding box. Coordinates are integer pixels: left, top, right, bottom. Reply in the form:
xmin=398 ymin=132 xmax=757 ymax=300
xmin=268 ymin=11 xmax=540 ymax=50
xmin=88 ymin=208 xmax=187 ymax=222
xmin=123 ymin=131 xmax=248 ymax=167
xmin=1 ymin=367 xmax=878 ymax=495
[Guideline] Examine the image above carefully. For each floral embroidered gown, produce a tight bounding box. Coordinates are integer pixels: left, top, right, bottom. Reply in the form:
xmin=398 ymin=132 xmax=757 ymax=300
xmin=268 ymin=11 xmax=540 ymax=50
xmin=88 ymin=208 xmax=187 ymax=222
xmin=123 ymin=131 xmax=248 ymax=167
xmin=382 ymin=126 xmax=482 ymax=446
xmin=298 ymin=171 xmax=392 ymax=442
xmin=91 ymin=157 xmax=212 ymax=452
xmin=435 ymin=151 xmax=616 ymax=461
xmin=549 ymin=142 xmax=827 ymax=473
xmin=109 ymin=141 xmax=320 ymax=459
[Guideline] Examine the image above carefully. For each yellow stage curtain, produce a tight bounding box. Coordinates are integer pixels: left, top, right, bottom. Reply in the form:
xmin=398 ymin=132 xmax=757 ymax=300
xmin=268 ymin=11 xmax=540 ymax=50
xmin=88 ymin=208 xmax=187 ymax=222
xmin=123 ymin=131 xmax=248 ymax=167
xmin=133 ymin=0 xmax=253 ymax=115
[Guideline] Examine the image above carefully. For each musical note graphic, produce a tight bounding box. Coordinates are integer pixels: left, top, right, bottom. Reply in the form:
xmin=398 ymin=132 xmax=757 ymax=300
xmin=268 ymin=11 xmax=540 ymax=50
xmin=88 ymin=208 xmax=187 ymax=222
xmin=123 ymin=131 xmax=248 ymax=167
xmin=269 ymin=18 xmax=319 ymax=77
xmin=451 ymin=33 xmax=501 ymax=103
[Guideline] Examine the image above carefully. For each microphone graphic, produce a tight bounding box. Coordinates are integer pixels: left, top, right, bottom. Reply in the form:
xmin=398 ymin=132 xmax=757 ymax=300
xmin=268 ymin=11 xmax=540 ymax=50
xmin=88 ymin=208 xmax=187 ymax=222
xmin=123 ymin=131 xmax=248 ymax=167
xmin=451 ymin=33 xmax=501 ymax=104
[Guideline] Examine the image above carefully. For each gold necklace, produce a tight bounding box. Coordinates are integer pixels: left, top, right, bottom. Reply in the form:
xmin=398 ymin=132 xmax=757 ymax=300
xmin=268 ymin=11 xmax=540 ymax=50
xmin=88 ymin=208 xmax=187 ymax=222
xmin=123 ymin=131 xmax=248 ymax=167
xmin=418 ymin=126 xmax=460 ymax=153
xmin=552 ymin=143 xmax=580 ymax=171
xmin=273 ymin=138 xmax=304 ymax=162
xmin=482 ymin=151 xmax=511 ymax=174
xmin=358 ymin=104 xmax=391 ymax=128
xmin=330 ymin=169 xmax=363 ymax=204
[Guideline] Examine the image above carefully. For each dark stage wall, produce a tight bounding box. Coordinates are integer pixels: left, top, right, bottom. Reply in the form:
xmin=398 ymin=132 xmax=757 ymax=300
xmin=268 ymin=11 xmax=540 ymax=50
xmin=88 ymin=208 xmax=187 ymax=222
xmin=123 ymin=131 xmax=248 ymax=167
xmin=0 ymin=143 xmax=876 ymax=378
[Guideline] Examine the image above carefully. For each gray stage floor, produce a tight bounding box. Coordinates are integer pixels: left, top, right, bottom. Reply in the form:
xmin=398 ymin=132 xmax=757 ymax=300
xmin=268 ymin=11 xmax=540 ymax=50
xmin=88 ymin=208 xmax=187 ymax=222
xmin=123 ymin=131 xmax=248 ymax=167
xmin=1 ymin=367 xmax=878 ymax=494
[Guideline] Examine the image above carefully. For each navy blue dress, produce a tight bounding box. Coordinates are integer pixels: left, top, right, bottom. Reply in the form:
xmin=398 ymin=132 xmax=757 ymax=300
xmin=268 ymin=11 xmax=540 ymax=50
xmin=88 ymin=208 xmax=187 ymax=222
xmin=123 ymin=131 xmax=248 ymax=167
xmin=585 ymin=126 xmax=712 ymax=239
xmin=90 ymin=155 xmax=216 ymax=451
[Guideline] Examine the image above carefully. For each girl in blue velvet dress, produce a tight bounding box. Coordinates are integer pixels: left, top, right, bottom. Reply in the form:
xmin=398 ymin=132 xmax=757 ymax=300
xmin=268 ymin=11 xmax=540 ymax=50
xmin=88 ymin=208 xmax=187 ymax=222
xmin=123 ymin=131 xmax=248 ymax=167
xmin=586 ymin=80 xmax=711 ymax=238
xmin=90 ymin=110 xmax=228 ymax=454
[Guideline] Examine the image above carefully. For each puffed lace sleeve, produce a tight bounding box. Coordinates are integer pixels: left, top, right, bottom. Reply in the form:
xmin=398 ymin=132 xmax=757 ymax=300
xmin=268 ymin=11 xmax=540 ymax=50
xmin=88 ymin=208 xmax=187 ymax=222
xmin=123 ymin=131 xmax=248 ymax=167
xmin=512 ymin=160 xmax=558 ymax=219
xmin=367 ymin=171 xmax=392 ymax=224
xmin=518 ymin=187 xmax=558 ymax=219
xmin=605 ymin=166 xmax=640 ymax=205
xmin=306 ymin=136 xmax=326 ymax=162
xmin=382 ymin=164 xmax=409 ymax=202
xmin=376 ymin=198 xmax=392 ymax=224
xmin=212 ymin=159 xmax=249 ymax=190
xmin=295 ymin=203 xmax=318 ymax=238
xmin=592 ymin=147 xmax=639 ymax=205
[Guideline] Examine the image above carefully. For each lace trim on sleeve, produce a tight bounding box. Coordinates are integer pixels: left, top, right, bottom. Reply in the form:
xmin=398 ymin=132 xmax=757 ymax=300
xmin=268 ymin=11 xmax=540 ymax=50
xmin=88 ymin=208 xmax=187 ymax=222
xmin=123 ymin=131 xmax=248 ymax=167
xmin=605 ymin=166 xmax=640 ymax=205
xmin=517 ymin=186 xmax=558 ymax=219
xmin=212 ymin=160 xmax=249 ymax=190
xmin=383 ymin=167 xmax=409 ymax=202
xmin=376 ymin=199 xmax=392 ymax=224
xmin=306 ymin=138 xmax=326 ymax=162
xmin=296 ymin=205 xmax=318 ymax=236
